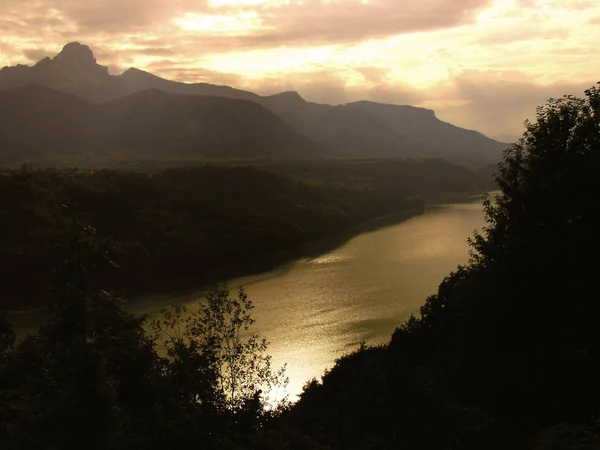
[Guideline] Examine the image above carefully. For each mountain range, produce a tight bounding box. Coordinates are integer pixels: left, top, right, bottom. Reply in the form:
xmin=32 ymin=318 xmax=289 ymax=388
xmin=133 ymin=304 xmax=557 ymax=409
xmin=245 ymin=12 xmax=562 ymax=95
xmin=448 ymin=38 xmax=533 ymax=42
xmin=0 ymin=85 xmax=323 ymax=163
xmin=0 ymin=42 xmax=509 ymax=167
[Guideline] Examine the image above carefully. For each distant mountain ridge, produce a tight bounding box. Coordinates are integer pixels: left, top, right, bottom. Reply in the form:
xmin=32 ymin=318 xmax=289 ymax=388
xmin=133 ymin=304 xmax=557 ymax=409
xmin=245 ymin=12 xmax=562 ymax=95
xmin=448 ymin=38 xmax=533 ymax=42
xmin=0 ymin=43 xmax=259 ymax=103
xmin=0 ymin=42 xmax=509 ymax=166
xmin=0 ymin=85 xmax=323 ymax=163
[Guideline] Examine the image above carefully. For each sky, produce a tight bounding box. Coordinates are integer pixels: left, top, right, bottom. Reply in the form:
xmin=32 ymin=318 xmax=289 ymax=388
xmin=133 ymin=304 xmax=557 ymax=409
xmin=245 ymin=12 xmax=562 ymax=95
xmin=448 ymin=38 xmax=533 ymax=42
xmin=1 ymin=0 xmax=599 ymax=140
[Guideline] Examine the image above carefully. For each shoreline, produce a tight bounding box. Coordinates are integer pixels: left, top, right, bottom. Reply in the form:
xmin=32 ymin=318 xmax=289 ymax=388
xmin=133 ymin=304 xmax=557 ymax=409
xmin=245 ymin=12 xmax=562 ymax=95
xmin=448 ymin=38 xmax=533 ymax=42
xmin=4 ymin=206 xmax=423 ymax=316
xmin=116 ymin=206 xmax=426 ymax=308
xmin=5 ymin=193 xmax=487 ymax=337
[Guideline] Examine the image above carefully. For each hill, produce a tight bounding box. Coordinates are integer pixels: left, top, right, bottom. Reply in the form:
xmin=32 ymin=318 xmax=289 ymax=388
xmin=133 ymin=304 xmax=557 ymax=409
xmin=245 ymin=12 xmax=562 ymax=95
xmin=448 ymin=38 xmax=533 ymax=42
xmin=260 ymin=92 xmax=507 ymax=165
xmin=0 ymin=166 xmax=421 ymax=307
xmin=0 ymin=85 xmax=99 ymax=162
xmin=252 ymin=158 xmax=495 ymax=199
xmin=347 ymin=101 xmax=507 ymax=166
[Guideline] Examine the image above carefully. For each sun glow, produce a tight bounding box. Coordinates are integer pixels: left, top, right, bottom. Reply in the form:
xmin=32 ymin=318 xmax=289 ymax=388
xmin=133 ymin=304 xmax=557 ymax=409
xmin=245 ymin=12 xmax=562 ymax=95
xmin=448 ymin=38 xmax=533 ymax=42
xmin=208 ymin=0 xmax=270 ymax=6
xmin=173 ymin=12 xmax=266 ymax=33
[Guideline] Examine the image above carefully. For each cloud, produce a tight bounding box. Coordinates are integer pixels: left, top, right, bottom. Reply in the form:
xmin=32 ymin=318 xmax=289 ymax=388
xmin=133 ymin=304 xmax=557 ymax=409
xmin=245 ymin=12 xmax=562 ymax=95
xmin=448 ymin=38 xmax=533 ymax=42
xmin=1 ymin=0 xmax=492 ymax=50
xmin=242 ymin=67 xmax=597 ymax=140
xmin=211 ymin=0 xmax=493 ymax=47
xmin=137 ymin=47 xmax=176 ymax=56
xmin=0 ymin=42 xmax=21 ymax=61
xmin=245 ymin=66 xmax=420 ymax=107
xmin=432 ymin=71 xmax=597 ymax=139
xmin=144 ymin=60 xmax=246 ymax=85
xmin=19 ymin=0 xmax=180 ymax=32
xmin=22 ymin=48 xmax=55 ymax=62
xmin=0 ymin=0 xmax=497 ymax=78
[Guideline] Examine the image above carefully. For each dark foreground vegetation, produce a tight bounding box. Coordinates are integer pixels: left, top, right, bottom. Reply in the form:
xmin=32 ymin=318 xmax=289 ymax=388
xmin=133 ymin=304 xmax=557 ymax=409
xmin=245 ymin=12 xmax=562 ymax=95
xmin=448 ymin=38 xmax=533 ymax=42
xmin=0 ymin=165 xmax=421 ymax=308
xmin=2 ymin=84 xmax=600 ymax=449
xmin=282 ymin=85 xmax=600 ymax=449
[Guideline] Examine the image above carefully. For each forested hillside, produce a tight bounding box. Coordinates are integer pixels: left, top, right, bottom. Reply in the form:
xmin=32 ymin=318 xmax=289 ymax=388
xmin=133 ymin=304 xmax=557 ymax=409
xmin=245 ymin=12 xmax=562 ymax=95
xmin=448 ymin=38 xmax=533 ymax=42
xmin=0 ymin=166 xmax=420 ymax=308
xmin=257 ymin=158 xmax=495 ymax=199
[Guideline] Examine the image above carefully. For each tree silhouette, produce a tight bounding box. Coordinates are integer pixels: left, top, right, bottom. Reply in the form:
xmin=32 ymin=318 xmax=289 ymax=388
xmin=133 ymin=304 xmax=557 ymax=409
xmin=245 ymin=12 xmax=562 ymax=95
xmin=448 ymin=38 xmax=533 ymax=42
xmin=154 ymin=286 xmax=288 ymax=435
xmin=391 ymin=82 xmax=600 ymax=430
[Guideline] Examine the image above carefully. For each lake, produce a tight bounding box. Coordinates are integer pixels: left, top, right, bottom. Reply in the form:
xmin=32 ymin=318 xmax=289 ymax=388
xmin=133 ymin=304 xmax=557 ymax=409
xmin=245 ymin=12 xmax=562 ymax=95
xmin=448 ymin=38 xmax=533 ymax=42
xmin=127 ymin=195 xmax=488 ymax=399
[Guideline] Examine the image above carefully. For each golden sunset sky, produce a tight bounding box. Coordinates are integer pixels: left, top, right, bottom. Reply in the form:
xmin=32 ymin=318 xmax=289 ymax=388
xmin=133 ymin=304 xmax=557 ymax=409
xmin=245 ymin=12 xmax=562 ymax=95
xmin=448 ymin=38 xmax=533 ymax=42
xmin=1 ymin=0 xmax=599 ymax=139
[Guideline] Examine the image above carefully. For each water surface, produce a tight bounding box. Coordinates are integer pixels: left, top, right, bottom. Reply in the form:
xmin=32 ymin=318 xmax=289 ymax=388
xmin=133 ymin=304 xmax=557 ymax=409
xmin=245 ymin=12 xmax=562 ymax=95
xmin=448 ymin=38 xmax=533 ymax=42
xmin=130 ymin=196 xmax=488 ymax=398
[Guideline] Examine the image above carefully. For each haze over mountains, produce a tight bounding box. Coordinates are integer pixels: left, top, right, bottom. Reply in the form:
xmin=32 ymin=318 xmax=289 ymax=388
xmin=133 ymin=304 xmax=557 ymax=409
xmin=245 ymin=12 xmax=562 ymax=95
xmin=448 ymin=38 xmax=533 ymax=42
xmin=0 ymin=42 xmax=508 ymax=167
xmin=0 ymin=86 xmax=324 ymax=162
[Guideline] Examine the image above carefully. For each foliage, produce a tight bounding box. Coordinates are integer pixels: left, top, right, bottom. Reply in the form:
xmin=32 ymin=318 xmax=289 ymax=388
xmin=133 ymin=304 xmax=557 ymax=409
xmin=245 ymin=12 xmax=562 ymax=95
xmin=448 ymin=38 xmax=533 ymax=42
xmin=0 ymin=215 xmax=287 ymax=449
xmin=282 ymin=344 xmax=493 ymax=450
xmin=153 ymin=286 xmax=288 ymax=427
xmin=0 ymin=219 xmax=164 ymax=450
xmin=282 ymin=83 xmax=600 ymax=448
xmin=534 ymin=419 xmax=600 ymax=450
xmin=0 ymin=314 xmax=15 ymax=355
xmin=0 ymin=165 xmax=421 ymax=308
xmin=394 ymin=84 xmax=600 ymax=428
xmin=249 ymin=157 xmax=494 ymax=199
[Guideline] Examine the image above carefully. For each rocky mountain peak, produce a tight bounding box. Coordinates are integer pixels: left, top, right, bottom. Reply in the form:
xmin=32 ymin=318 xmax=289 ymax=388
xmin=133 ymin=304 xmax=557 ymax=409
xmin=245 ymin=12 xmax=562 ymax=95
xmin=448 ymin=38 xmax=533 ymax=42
xmin=120 ymin=67 xmax=158 ymax=80
xmin=270 ymin=91 xmax=304 ymax=101
xmin=54 ymin=42 xmax=96 ymax=64
xmin=47 ymin=42 xmax=109 ymax=81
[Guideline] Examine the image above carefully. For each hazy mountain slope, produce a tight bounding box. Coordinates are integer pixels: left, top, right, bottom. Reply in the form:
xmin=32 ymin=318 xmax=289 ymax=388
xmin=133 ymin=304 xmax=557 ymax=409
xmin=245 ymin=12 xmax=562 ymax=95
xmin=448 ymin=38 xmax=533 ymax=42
xmin=348 ymin=101 xmax=509 ymax=165
xmin=260 ymin=92 xmax=424 ymax=157
xmin=259 ymin=91 xmax=331 ymax=137
xmin=0 ymin=86 xmax=325 ymax=164
xmin=259 ymin=92 xmax=507 ymax=164
xmin=0 ymin=85 xmax=100 ymax=161
xmin=116 ymin=68 xmax=260 ymax=102
xmin=97 ymin=89 xmax=324 ymax=159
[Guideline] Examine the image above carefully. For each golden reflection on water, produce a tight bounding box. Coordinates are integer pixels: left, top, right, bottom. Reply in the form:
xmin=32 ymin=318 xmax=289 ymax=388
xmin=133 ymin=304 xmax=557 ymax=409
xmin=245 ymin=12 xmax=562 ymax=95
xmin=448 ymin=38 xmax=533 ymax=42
xmin=222 ymin=199 xmax=487 ymax=400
